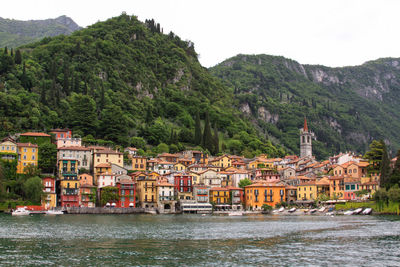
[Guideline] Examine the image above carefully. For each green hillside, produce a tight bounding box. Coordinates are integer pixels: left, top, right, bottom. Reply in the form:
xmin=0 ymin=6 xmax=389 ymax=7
xmin=0 ymin=14 xmax=283 ymax=157
xmin=210 ymin=54 xmax=400 ymax=159
xmin=0 ymin=15 xmax=80 ymax=48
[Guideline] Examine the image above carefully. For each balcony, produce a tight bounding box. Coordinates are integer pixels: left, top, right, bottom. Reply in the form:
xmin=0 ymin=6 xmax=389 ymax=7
xmin=233 ymin=192 xmax=240 ymax=197
xmin=62 ymin=189 xmax=78 ymax=195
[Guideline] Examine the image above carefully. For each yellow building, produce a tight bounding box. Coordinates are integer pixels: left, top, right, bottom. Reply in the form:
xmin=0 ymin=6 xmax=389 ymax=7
xmin=209 ymin=187 xmax=230 ymax=204
xmin=245 ymin=183 xmax=286 ymax=209
xmin=42 ymin=177 xmax=57 ymax=209
xmin=94 ymin=149 xmax=124 ymax=168
xmin=247 ymin=159 xmax=274 ymax=170
xmin=17 ymin=143 xmax=38 ymax=174
xmin=297 ymin=181 xmax=317 ymax=200
xmin=209 ymin=155 xmax=231 ymax=169
xmin=136 ymin=176 xmax=158 ymax=208
xmin=316 ymin=177 xmax=330 ymax=198
xmin=329 ymin=176 xmax=345 ymax=199
xmin=0 ymin=139 xmax=18 ymax=161
xmin=174 ymin=162 xmax=186 ymax=171
xmin=59 ymin=159 xmax=80 ymax=207
xmin=131 ymin=156 xmax=147 ymax=171
xmin=94 ymin=163 xmax=112 ymax=184
xmin=188 ymin=171 xmax=201 ymax=185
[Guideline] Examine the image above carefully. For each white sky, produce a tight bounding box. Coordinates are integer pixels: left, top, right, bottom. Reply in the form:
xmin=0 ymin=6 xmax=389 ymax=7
xmin=1 ymin=0 xmax=399 ymax=68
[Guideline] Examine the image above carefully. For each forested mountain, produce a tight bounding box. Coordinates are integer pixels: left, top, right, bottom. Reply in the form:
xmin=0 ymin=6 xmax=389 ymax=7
xmin=0 ymin=15 xmax=80 ymax=48
xmin=210 ymin=54 xmax=400 ymax=159
xmin=0 ymin=14 xmax=283 ymax=157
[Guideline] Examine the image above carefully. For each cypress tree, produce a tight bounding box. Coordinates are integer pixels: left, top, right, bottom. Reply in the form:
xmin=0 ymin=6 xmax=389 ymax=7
xmin=380 ymin=140 xmax=391 ymax=188
xmin=213 ymin=124 xmax=219 ymax=155
xmin=14 ymin=49 xmax=22 ymax=64
xmin=194 ymin=110 xmax=202 ymax=145
xmin=10 ymin=48 xmax=13 ymax=57
xmin=4 ymin=47 xmax=7 ymax=54
xmin=202 ymin=111 xmax=213 ymax=153
xmin=63 ymin=63 xmax=70 ymax=95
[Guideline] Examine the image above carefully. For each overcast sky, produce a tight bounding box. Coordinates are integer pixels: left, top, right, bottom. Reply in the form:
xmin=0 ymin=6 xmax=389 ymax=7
xmin=1 ymin=0 xmax=399 ymax=68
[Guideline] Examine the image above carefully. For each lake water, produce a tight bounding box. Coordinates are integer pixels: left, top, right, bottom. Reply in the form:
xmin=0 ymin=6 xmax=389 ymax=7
xmin=0 ymin=213 xmax=399 ymax=266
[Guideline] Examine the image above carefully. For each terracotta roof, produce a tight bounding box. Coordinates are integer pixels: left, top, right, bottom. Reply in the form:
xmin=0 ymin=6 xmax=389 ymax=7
xmin=316 ymin=177 xmax=330 ymax=186
xmin=357 ymin=162 xmax=369 ymax=167
xmin=329 ymin=176 xmax=344 ymax=180
xmin=125 ymin=147 xmax=138 ymax=151
xmin=20 ymin=132 xmax=51 ymax=137
xmin=95 ymin=163 xmax=111 ymax=168
xmin=17 ymin=142 xmax=38 ymax=148
xmin=58 ymin=146 xmax=90 ymax=151
xmin=341 ymin=161 xmax=356 ymax=168
xmin=118 ymin=179 xmax=135 ymax=184
xmin=245 ymin=183 xmax=285 ymax=188
xmin=299 ymin=181 xmax=316 ymax=186
xmin=210 ymin=187 xmax=229 ymax=191
xmin=225 ymin=186 xmax=243 ymax=191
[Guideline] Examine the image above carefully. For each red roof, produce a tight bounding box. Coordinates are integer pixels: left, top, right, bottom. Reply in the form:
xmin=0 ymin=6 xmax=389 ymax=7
xmin=303 ymin=117 xmax=308 ymax=132
xmin=20 ymin=132 xmax=51 ymax=137
xmin=17 ymin=142 xmax=38 ymax=148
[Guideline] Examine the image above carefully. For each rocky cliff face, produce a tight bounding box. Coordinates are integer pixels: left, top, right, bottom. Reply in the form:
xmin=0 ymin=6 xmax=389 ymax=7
xmin=210 ymin=54 xmax=400 ymax=158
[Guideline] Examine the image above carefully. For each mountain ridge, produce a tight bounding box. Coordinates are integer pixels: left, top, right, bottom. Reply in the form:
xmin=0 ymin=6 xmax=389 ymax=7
xmin=210 ymin=54 xmax=400 ymax=158
xmin=0 ymin=15 xmax=81 ymax=48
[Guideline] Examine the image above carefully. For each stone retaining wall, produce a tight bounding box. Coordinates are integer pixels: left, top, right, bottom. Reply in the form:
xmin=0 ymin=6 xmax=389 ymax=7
xmin=66 ymin=207 xmax=145 ymax=214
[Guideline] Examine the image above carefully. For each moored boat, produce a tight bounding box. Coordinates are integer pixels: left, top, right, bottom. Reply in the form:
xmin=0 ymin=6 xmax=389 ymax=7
xmin=288 ymin=208 xmax=296 ymax=213
xmin=362 ymin=208 xmax=372 ymax=215
xmin=228 ymin=211 xmax=243 ymax=216
xmin=12 ymin=207 xmax=30 ymax=216
xmin=318 ymin=207 xmax=326 ymax=212
xmin=309 ymin=209 xmax=318 ymax=214
xmin=278 ymin=207 xmax=285 ymax=212
xmin=45 ymin=210 xmax=64 ymax=215
xmin=344 ymin=210 xmax=354 ymax=215
xmin=353 ymin=208 xmax=363 ymax=215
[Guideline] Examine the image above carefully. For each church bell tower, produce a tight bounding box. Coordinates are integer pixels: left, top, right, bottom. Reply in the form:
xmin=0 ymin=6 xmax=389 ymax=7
xmin=300 ymin=118 xmax=314 ymax=158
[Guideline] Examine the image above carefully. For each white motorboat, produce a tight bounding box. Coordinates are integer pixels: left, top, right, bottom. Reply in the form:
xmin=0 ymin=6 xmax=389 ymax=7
xmin=362 ymin=208 xmax=372 ymax=215
xmin=272 ymin=209 xmax=279 ymax=213
xmin=228 ymin=211 xmax=243 ymax=216
xmin=288 ymin=208 xmax=296 ymax=213
xmin=353 ymin=208 xmax=363 ymax=215
xmin=46 ymin=210 xmax=64 ymax=215
xmin=326 ymin=212 xmax=334 ymax=216
xmin=318 ymin=207 xmax=326 ymax=212
xmin=344 ymin=210 xmax=354 ymax=215
xmin=12 ymin=207 xmax=30 ymax=216
xmin=278 ymin=207 xmax=285 ymax=212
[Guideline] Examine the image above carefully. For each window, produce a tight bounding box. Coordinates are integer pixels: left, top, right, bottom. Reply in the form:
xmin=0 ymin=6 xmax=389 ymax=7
xmin=32 ymin=149 xmax=36 ymax=153
xmin=24 ymin=148 xmax=27 ymax=152
xmin=23 ymin=155 xmax=27 ymax=160
xmin=32 ymin=155 xmax=35 ymax=160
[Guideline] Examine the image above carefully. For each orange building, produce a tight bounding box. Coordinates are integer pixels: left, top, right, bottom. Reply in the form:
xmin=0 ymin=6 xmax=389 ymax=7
xmin=244 ymin=183 xmax=286 ymax=210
